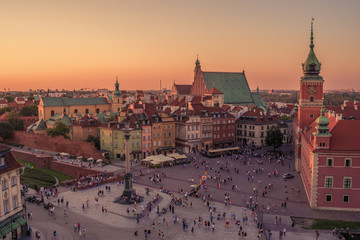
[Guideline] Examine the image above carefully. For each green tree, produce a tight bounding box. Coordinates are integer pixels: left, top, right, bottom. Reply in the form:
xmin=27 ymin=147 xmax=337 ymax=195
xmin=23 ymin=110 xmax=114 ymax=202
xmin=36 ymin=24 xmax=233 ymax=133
xmin=7 ymin=110 xmax=24 ymax=130
xmin=279 ymin=115 xmax=292 ymax=121
xmin=5 ymin=95 xmax=15 ymax=103
xmin=265 ymin=126 xmax=284 ymax=150
xmin=86 ymin=135 xmax=100 ymax=149
xmin=0 ymin=107 xmax=14 ymax=116
xmin=0 ymin=122 xmax=13 ymax=139
xmin=28 ymin=93 xmax=34 ymax=101
xmin=46 ymin=122 xmax=69 ymax=137
xmin=20 ymin=104 xmax=38 ymax=116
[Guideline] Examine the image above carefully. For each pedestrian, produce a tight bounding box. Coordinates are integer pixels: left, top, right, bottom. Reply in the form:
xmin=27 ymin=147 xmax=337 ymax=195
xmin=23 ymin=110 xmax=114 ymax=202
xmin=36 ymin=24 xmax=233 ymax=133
xmin=283 ymin=227 xmax=286 ymax=236
xmin=82 ymin=228 xmax=86 ymax=238
xmin=53 ymin=230 xmax=57 ymax=240
xmin=315 ymin=230 xmax=320 ymax=240
xmin=73 ymin=223 xmax=77 ymax=232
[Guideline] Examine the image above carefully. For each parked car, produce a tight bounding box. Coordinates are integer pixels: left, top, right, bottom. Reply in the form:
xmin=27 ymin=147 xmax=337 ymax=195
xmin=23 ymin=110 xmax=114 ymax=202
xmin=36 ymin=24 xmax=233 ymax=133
xmin=283 ymin=173 xmax=294 ymax=179
xmin=25 ymin=195 xmax=37 ymax=203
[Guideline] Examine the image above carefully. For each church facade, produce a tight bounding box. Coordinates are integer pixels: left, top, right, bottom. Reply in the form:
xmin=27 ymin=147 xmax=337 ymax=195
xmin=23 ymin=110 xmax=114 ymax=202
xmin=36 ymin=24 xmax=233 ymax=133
xmin=170 ymin=58 xmax=264 ymax=108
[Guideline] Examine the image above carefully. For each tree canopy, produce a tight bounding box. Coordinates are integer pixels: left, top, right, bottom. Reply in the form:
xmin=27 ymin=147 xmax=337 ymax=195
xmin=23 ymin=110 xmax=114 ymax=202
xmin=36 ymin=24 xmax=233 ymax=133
xmin=0 ymin=107 xmax=14 ymax=116
xmin=7 ymin=110 xmax=24 ymax=131
xmin=86 ymin=135 xmax=100 ymax=149
xmin=5 ymin=95 xmax=15 ymax=103
xmin=46 ymin=122 xmax=69 ymax=137
xmin=20 ymin=104 xmax=38 ymax=116
xmin=265 ymin=126 xmax=284 ymax=150
xmin=0 ymin=122 xmax=13 ymax=140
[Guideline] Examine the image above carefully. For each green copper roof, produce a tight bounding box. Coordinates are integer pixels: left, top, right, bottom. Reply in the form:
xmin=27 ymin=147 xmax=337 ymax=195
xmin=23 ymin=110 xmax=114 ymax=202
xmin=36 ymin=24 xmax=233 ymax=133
xmin=203 ymin=72 xmax=255 ymax=104
xmin=252 ymin=92 xmax=265 ymax=107
xmin=27 ymin=119 xmax=47 ymax=131
xmin=315 ymin=105 xmax=330 ymax=135
xmin=302 ymin=20 xmax=321 ymax=75
xmin=42 ymin=97 xmax=109 ymax=107
xmin=114 ymin=78 xmax=122 ymax=96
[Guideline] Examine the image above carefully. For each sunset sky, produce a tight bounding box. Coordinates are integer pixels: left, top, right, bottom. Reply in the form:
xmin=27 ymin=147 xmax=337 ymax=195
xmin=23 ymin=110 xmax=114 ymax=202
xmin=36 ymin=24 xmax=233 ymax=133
xmin=1 ymin=0 xmax=360 ymax=91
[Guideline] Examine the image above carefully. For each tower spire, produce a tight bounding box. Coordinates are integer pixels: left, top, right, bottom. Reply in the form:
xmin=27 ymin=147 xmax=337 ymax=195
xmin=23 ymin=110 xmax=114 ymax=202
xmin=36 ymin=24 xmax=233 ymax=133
xmin=310 ymin=18 xmax=314 ymax=49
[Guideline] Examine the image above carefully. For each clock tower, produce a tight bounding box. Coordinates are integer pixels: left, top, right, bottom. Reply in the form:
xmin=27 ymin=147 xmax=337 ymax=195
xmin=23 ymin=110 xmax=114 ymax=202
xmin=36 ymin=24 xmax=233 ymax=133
xmin=298 ymin=20 xmax=324 ymax=129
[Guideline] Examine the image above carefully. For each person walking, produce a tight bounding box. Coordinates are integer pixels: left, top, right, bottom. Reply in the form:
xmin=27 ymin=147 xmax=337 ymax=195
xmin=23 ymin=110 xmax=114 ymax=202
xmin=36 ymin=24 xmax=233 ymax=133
xmin=315 ymin=230 xmax=320 ymax=240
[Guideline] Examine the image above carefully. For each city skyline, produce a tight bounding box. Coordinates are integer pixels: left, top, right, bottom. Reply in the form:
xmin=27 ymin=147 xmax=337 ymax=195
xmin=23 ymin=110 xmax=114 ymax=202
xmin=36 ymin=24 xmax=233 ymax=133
xmin=1 ymin=0 xmax=360 ymax=91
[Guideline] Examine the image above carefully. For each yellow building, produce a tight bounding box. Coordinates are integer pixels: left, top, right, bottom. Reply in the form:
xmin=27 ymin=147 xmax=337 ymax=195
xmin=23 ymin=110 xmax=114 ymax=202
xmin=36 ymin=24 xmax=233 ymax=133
xmin=100 ymin=116 xmax=142 ymax=161
xmin=38 ymin=79 xmax=123 ymax=121
xmin=0 ymin=145 xmax=27 ymax=239
xmin=144 ymin=104 xmax=175 ymax=155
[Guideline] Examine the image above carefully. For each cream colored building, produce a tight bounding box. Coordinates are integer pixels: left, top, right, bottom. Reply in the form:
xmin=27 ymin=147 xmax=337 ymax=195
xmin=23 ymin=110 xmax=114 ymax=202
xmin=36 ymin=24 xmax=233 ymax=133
xmin=0 ymin=145 xmax=26 ymax=239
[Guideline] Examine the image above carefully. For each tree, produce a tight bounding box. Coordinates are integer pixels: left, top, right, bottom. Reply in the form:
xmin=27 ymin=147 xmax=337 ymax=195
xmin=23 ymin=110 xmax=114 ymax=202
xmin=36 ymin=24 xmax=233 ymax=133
xmin=0 ymin=122 xmax=13 ymax=139
xmin=28 ymin=93 xmax=34 ymax=101
xmin=0 ymin=107 xmax=13 ymax=116
xmin=265 ymin=126 xmax=284 ymax=150
xmin=20 ymin=104 xmax=38 ymax=116
xmin=7 ymin=110 xmax=24 ymax=130
xmin=279 ymin=115 xmax=292 ymax=121
xmin=46 ymin=122 xmax=69 ymax=137
xmin=5 ymin=95 xmax=14 ymax=103
xmin=86 ymin=135 xmax=100 ymax=149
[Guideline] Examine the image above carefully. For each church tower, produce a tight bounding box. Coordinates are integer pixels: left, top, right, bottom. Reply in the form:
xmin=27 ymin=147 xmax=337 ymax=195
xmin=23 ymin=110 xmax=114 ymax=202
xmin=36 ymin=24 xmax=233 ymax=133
xmin=298 ymin=20 xmax=324 ymax=130
xmin=190 ymin=56 xmax=208 ymax=96
xmin=111 ymin=77 xmax=123 ymax=113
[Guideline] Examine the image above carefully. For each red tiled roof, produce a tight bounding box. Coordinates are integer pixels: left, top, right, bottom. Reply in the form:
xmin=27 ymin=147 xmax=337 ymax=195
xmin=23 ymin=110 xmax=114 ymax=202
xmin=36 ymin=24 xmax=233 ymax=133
xmin=177 ymin=98 xmax=186 ymax=107
xmin=329 ymin=120 xmax=360 ymax=151
xmin=174 ymin=84 xmax=192 ymax=95
xmin=73 ymin=115 xmax=101 ymax=127
xmin=222 ymin=105 xmax=231 ymax=111
xmin=207 ymin=87 xmax=223 ymax=94
xmin=191 ymin=96 xmax=202 ymax=103
xmin=0 ymin=99 xmax=7 ymax=104
xmin=0 ymin=145 xmax=23 ymax=175
xmin=170 ymin=98 xmax=179 ymax=106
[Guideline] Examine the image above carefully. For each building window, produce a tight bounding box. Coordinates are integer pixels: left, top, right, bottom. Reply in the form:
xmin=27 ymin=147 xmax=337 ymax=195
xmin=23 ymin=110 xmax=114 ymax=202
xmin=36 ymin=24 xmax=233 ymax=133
xmin=344 ymin=177 xmax=352 ymax=189
xmin=153 ymin=141 xmax=156 ymax=146
xmin=169 ymin=132 xmax=172 ymax=137
xmin=74 ymin=109 xmax=78 ymax=114
xmin=158 ymin=140 xmax=161 ymax=146
xmin=51 ymin=110 xmax=55 ymax=117
xmin=153 ymin=133 xmax=156 ymax=138
xmin=3 ymin=200 xmax=9 ymax=214
xmin=115 ymin=142 xmax=118 ymax=148
xmin=169 ymin=140 xmax=172 ymax=145
xmin=310 ymin=96 xmax=314 ymax=102
xmin=96 ymin=108 xmax=100 ymax=113
xmin=13 ymin=196 xmax=18 ymax=209
xmin=164 ymin=125 xmax=167 ymax=129
xmin=11 ymin=176 xmax=16 ymax=186
xmin=164 ymin=133 xmax=167 ymax=137
xmin=345 ymin=159 xmax=351 ymax=167
xmin=326 ymin=158 xmax=333 ymax=167
xmin=164 ymin=140 xmax=167 ymax=145
xmin=343 ymin=195 xmax=349 ymax=203
xmin=325 ymin=194 xmax=332 ymax=202
xmin=325 ymin=177 xmax=333 ymax=188
xmin=85 ymin=109 xmax=89 ymax=114
xmin=2 ymin=179 xmax=8 ymax=190
xmin=148 ymin=143 xmax=151 ymax=148
xmin=310 ymin=114 xmax=314 ymax=118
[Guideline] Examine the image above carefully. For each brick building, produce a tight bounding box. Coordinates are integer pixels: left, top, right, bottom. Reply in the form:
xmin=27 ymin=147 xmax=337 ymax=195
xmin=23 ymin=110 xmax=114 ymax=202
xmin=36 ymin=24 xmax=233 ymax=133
xmin=294 ymin=21 xmax=360 ymax=211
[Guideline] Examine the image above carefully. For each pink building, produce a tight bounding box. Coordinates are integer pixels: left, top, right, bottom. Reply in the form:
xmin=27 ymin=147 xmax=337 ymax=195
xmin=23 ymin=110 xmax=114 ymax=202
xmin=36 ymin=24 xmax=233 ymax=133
xmin=294 ymin=21 xmax=360 ymax=211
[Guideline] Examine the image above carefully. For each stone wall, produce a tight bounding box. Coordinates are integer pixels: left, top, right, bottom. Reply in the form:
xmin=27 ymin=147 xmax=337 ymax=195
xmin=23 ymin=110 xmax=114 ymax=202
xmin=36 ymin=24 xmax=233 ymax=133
xmin=12 ymin=149 xmax=101 ymax=179
xmin=6 ymin=131 xmax=104 ymax=160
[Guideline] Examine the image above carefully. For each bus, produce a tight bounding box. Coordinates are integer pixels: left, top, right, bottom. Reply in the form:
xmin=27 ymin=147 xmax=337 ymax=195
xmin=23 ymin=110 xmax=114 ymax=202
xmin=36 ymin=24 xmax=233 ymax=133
xmin=202 ymin=147 xmax=241 ymax=158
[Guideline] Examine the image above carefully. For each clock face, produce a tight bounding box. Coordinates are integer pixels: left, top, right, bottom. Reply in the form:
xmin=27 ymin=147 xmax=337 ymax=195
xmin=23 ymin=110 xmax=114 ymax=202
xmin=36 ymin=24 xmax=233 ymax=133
xmin=308 ymin=85 xmax=316 ymax=94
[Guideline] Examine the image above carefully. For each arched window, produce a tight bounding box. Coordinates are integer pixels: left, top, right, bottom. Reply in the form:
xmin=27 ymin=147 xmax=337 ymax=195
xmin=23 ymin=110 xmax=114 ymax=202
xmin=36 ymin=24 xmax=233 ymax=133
xmin=85 ymin=109 xmax=89 ymax=114
xmin=96 ymin=108 xmax=100 ymax=113
xmin=118 ymin=99 xmax=120 ymax=103
xmin=310 ymin=96 xmax=314 ymax=102
xmin=51 ymin=110 xmax=55 ymax=117
xmin=74 ymin=109 xmax=78 ymax=114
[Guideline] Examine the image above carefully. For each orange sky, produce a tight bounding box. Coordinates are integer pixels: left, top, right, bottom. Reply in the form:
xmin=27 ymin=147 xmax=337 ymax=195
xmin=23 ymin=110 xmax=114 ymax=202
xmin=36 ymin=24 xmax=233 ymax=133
xmin=1 ymin=1 xmax=360 ymax=91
